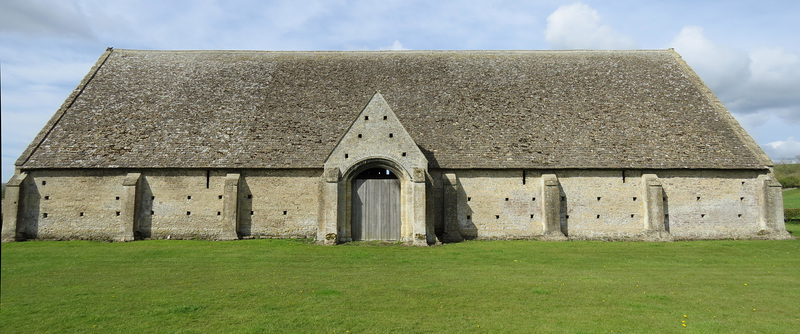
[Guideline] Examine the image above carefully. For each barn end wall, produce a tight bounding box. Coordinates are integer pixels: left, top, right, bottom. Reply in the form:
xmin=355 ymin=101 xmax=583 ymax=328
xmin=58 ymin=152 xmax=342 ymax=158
xmin=3 ymin=168 xmax=790 ymax=242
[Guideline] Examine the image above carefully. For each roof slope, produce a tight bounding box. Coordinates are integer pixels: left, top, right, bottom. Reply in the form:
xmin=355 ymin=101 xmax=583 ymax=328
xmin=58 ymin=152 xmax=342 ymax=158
xmin=18 ymin=49 xmax=770 ymax=170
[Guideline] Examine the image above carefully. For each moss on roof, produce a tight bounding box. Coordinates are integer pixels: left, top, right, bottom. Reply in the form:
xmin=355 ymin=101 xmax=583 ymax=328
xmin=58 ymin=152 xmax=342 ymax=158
xmin=17 ymin=49 xmax=770 ymax=170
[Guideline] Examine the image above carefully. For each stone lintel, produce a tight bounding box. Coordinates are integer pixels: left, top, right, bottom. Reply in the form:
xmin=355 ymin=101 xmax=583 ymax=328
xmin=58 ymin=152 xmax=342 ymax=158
xmin=540 ymin=174 xmax=566 ymax=241
xmin=442 ymin=172 xmax=463 ymax=242
xmin=118 ymin=173 xmax=141 ymax=242
xmin=1 ymin=173 xmax=27 ymax=242
xmin=220 ymin=173 xmax=241 ymax=240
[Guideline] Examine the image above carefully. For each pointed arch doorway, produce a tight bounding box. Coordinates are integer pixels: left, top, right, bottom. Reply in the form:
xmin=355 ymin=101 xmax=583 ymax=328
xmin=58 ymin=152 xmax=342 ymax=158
xmin=351 ymin=168 xmax=401 ymax=241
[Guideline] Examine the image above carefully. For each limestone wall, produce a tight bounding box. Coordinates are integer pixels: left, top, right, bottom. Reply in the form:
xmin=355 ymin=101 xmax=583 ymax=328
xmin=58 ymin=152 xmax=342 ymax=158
xmin=658 ymin=170 xmax=765 ymax=239
xmin=17 ymin=170 xmax=127 ymax=240
xmin=5 ymin=168 xmax=787 ymax=242
xmin=430 ymin=169 xmax=785 ymax=241
xmin=453 ymin=169 xmax=543 ymax=239
xmin=557 ymin=170 xmax=643 ymax=239
xmin=9 ymin=169 xmax=321 ymax=241
xmin=239 ymin=169 xmax=319 ymax=239
xmin=140 ymin=169 xmax=228 ymax=239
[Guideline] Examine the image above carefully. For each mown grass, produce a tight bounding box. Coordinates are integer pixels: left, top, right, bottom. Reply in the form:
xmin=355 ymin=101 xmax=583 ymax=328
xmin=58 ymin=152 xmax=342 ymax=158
xmin=784 ymin=188 xmax=800 ymax=208
xmin=2 ymin=226 xmax=799 ymax=333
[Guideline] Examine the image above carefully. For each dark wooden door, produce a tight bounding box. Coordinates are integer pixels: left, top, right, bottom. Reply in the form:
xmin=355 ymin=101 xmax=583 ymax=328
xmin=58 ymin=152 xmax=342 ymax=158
xmin=352 ymin=178 xmax=401 ymax=241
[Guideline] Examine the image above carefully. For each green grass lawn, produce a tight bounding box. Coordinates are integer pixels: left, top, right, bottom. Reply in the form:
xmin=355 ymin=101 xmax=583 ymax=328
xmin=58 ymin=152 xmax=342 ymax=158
xmin=784 ymin=188 xmax=800 ymax=209
xmin=2 ymin=226 xmax=799 ymax=333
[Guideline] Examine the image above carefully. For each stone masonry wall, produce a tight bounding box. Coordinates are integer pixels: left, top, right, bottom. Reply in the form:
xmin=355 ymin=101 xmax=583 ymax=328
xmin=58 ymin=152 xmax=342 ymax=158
xmin=454 ymin=169 xmax=543 ymax=239
xmin=18 ymin=170 xmax=127 ymax=240
xmin=141 ymin=169 xmax=228 ymax=239
xmin=430 ymin=169 xmax=778 ymax=241
xmin=557 ymin=170 xmax=644 ymax=239
xmin=239 ymin=169 xmax=319 ymax=239
xmin=658 ymin=170 xmax=765 ymax=239
xmin=12 ymin=169 xmax=321 ymax=241
xmin=7 ymin=168 xmax=783 ymax=242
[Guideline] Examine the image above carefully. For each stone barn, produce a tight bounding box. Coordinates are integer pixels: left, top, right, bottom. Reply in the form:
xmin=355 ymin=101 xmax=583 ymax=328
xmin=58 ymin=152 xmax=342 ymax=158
xmin=2 ymin=48 xmax=790 ymax=245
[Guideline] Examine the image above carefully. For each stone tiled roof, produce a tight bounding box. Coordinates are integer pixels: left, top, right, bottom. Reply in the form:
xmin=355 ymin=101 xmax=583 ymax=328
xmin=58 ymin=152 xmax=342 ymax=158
xmin=17 ymin=49 xmax=771 ymax=170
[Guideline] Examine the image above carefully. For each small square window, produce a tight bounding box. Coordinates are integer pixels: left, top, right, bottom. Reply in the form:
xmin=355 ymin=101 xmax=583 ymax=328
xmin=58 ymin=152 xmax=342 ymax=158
xmin=115 ymin=196 xmax=120 ymax=200
xmin=116 ymin=211 xmax=121 ymax=216
xmin=219 ymin=195 xmax=223 ymax=199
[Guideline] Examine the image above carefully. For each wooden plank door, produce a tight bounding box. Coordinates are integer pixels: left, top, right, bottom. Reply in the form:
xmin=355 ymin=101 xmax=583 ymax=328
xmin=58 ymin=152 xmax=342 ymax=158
xmin=352 ymin=178 xmax=401 ymax=241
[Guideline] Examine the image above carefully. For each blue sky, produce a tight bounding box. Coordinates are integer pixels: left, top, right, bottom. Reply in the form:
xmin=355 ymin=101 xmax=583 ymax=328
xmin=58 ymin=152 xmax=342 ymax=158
xmin=2 ymin=0 xmax=799 ymax=182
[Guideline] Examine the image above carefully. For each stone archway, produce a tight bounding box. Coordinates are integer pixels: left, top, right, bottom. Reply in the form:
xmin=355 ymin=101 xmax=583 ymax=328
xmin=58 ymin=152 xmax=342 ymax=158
xmin=340 ymin=158 xmax=412 ymax=243
xmin=351 ymin=167 xmax=401 ymax=241
xmin=318 ymin=92 xmax=429 ymax=245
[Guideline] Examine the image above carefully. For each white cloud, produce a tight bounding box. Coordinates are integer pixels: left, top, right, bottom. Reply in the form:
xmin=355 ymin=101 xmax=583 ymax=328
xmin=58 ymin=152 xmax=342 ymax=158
xmin=0 ymin=0 xmax=94 ymax=40
xmin=669 ymin=26 xmax=751 ymax=97
xmin=762 ymin=137 xmax=800 ymax=163
xmin=545 ymin=2 xmax=637 ymax=50
xmin=379 ymin=40 xmax=408 ymax=50
xmin=669 ymin=26 xmax=800 ymax=128
xmin=731 ymin=47 xmax=800 ymax=121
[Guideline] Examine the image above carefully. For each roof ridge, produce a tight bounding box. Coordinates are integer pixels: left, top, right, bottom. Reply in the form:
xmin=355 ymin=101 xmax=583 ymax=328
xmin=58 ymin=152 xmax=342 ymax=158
xmin=111 ymin=48 xmax=673 ymax=54
xmin=15 ymin=48 xmax=115 ymax=167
